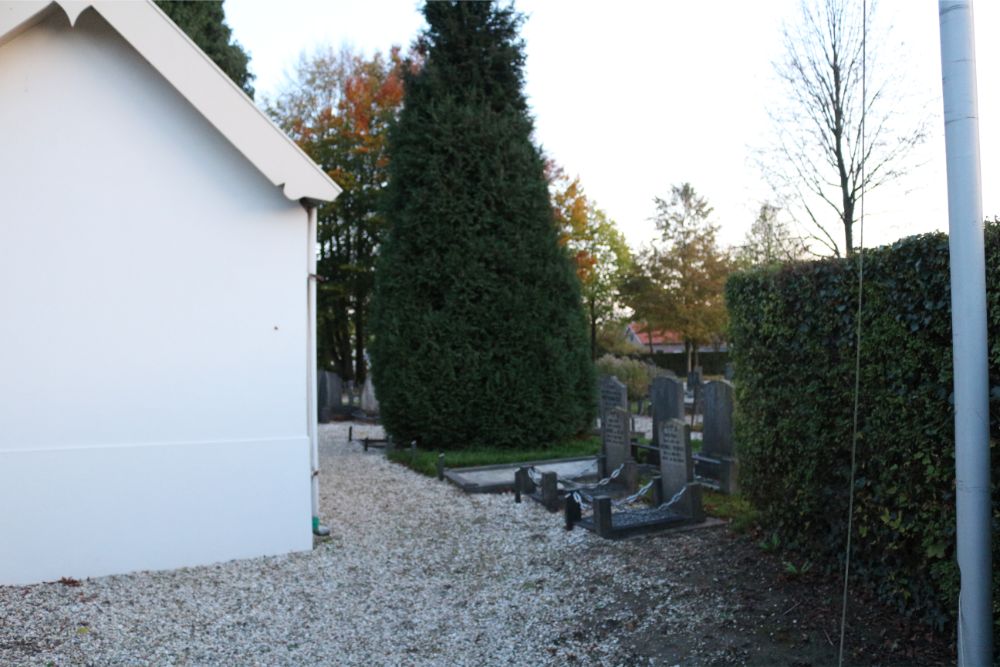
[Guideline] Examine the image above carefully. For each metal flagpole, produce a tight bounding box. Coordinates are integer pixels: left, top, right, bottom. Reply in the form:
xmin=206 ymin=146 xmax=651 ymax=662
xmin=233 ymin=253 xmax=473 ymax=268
xmin=937 ymin=2 xmax=992 ymax=664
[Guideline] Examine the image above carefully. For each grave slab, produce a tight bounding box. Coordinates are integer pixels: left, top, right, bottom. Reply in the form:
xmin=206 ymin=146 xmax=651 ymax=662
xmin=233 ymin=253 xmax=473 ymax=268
xmin=443 ymin=456 xmax=599 ymax=494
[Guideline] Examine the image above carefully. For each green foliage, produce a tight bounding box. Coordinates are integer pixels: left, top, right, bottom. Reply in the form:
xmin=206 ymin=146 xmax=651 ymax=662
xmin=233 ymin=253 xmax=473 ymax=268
xmin=702 ymin=491 xmax=759 ymax=533
xmin=594 ymin=354 xmax=668 ymax=400
xmin=387 ymin=437 xmax=601 ymax=477
xmin=155 ymin=1 xmax=254 ymax=97
xmin=370 ymin=1 xmax=595 ymax=451
xmin=727 ymin=227 xmax=1000 ymax=639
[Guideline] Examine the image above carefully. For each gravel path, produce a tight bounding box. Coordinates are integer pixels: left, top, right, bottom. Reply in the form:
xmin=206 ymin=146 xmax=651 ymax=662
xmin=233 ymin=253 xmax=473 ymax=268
xmin=0 ymin=423 xmax=717 ymax=666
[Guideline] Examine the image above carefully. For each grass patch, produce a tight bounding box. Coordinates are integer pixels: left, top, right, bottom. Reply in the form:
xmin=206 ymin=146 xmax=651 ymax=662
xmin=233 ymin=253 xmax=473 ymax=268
xmin=387 ymin=436 xmax=601 ymax=477
xmin=702 ymin=491 xmax=759 ymax=532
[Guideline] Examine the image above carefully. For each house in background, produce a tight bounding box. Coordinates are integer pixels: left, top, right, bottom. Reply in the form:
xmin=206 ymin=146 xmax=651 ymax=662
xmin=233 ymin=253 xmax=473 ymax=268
xmin=0 ymin=0 xmax=339 ymax=584
xmin=625 ymin=322 xmax=728 ymax=355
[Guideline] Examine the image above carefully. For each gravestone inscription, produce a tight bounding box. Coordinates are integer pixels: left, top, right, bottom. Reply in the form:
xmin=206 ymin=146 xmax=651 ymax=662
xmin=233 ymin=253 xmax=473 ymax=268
xmin=598 ymin=375 xmax=628 ymax=426
xmin=651 ymin=376 xmax=684 ymax=447
xmin=658 ymin=418 xmax=702 ymax=520
xmin=602 ymin=406 xmax=631 ymax=475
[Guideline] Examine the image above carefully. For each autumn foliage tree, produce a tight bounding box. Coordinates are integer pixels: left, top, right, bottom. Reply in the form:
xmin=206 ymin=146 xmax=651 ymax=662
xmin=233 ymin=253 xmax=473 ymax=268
xmin=549 ymin=165 xmax=632 ymax=359
xmin=624 ymin=184 xmax=731 ymax=371
xmin=370 ymin=1 xmax=594 ymax=450
xmin=268 ymin=47 xmax=406 ymax=382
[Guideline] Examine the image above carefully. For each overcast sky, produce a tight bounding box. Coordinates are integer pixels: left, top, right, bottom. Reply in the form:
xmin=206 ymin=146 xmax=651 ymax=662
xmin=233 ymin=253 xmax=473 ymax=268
xmin=225 ymin=0 xmax=999 ymax=253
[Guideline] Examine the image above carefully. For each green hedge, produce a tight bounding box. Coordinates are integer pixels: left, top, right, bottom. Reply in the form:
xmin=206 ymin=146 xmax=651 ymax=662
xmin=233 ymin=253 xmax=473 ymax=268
xmin=726 ymin=228 xmax=1000 ymax=639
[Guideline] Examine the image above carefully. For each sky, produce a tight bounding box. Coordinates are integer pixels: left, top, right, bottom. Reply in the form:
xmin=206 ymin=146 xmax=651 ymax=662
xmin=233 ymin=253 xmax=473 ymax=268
xmin=225 ymin=0 xmax=999 ymax=254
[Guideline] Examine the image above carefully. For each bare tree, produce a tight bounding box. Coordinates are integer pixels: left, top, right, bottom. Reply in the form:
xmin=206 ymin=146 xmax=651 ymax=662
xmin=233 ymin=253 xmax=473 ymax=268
xmin=762 ymin=0 xmax=927 ymax=257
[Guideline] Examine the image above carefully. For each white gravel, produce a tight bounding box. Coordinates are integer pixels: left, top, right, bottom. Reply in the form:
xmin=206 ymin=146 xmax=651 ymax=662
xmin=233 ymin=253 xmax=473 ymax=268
xmin=0 ymin=422 xmax=716 ymax=666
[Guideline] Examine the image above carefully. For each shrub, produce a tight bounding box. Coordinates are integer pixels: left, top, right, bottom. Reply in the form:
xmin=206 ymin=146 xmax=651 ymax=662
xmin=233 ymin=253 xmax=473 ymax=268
xmin=727 ymin=228 xmax=1000 ymax=639
xmin=595 ymin=354 xmax=668 ymax=400
xmin=369 ymin=2 xmax=594 ymax=450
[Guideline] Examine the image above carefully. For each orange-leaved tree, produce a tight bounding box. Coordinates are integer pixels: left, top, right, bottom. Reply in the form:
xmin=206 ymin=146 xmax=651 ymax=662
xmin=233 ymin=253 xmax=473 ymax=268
xmin=548 ymin=164 xmax=632 ymax=360
xmin=267 ymin=46 xmax=410 ymax=382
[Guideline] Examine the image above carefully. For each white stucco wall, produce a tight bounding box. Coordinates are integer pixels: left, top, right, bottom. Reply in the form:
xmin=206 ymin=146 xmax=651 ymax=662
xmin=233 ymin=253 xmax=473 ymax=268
xmin=0 ymin=8 xmax=312 ymax=584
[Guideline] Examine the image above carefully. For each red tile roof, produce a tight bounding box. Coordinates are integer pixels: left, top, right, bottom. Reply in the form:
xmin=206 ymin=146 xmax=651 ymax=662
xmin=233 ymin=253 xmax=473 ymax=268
xmin=628 ymin=323 xmax=683 ymax=346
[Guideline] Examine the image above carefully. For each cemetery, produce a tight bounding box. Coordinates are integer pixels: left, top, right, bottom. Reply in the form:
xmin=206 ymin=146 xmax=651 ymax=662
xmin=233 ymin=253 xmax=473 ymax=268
xmin=0 ymin=0 xmax=988 ymax=664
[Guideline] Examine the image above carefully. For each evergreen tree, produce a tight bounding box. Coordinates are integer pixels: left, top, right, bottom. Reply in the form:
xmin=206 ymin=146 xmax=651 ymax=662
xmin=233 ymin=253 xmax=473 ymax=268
xmin=155 ymin=1 xmax=254 ymax=98
xmin=370 ymin=1 xmax=595 ymax=450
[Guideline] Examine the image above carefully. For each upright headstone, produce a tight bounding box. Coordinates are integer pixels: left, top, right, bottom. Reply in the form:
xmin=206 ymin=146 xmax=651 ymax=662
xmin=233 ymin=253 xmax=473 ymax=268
xmin=602 ymin=406 xmax=631 ymax=475
xmin=650 ymin=376 xmax=684 ymax=447
xmin=317 ymin=371 xmax=342 ymax=423
xmin=360 ymin=375 xmax=379 ymax=415
xmin=658 ymin=418 xmax=702 ymax=520
xmin=598 ymin=375 xmax=628 ymax=426
xmin=723 ymin=362 xmax=735 ymax=382
xmin=698 ymin=379 xmax=737 ymax=494
xmin=702 ymin=380 xmax=735 ymax=458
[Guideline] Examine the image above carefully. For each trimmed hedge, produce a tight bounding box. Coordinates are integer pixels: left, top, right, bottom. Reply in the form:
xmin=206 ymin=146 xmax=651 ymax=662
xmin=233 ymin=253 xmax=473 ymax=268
xmin=726 ymin=228 xmax=1000 ymax=639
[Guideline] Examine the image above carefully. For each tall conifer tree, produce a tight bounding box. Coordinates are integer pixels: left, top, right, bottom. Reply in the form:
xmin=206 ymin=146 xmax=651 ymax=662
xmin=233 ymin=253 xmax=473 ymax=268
xmin=370 ymin=1 xmax=594 ymax=450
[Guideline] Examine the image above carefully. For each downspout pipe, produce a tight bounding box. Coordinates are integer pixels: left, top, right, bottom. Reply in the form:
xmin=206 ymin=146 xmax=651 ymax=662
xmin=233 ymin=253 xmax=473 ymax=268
xmin=938 ymin=2 xmax=992 ymax=664
xmin=306 ymin=203 xmax=329 ymax=537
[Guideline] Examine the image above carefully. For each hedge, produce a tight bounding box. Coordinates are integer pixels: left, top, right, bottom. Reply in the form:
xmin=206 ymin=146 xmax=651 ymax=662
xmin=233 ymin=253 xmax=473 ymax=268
xmin=726 ymin=228 xmax=1000 ymax=641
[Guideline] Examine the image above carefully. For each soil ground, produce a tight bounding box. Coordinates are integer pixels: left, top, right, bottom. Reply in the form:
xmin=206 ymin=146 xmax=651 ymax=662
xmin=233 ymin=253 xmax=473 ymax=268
xmin=558 ymin=523 xmax=954 ymax=666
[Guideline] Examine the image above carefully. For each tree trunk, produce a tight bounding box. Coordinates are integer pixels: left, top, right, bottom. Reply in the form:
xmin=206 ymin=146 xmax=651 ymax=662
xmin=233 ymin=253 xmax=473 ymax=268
xmin=353 ymin=306 xmax=366 ymax=384
xmin=686 ymin=341 xmax=693 ymax=373
xmin=589 ymin=297 xmax=597 ymax=360
xmin=843 ymin=198 xmax=855 ymax=257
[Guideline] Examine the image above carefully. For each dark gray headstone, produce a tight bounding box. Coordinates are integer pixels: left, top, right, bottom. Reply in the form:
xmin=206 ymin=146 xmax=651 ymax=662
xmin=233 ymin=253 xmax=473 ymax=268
xmin=702 ymin=380 xmax=735 ymax=458
xmin=650 ymin=376 xmax=684 ymax=448
xmin=658 ymin=418 xmax=701 ymax=519
xmin=598 ymin=375 xmax=628 ymax=425
xmin=723 ymin=363 xmax=734 ymax=382
xmin=602 ymin=406 xmax=631 ymax=474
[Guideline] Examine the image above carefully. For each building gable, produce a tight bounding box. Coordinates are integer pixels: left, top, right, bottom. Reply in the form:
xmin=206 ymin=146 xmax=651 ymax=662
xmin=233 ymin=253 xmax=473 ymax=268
xmin=0 ymin=0 xmax=340 ymax=204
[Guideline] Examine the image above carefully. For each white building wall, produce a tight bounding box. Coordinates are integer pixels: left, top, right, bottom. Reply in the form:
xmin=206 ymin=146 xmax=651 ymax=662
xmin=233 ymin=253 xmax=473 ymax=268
xmin=0 ymin=8 xmax=312 ymax=584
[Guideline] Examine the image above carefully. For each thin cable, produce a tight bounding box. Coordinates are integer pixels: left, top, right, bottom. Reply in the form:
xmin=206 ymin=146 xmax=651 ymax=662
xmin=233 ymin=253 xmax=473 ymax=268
xmin=838 ymin=1 xmax=866 ymax=664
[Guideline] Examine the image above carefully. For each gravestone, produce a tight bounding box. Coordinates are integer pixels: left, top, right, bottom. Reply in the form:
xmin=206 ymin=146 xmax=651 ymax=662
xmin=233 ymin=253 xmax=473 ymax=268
xmin=602 ymin=406 xmax=631 ymax=475
xmin=658 ymin=418 xmax=703 ymax=520
xmin=598 ymin=375 xmax=628 ymax=426
xmin=702 ymin=380 xmax=735 ymax=458
xmin=695 ymin=379 xmax=738 ymax=494
xmin=651 ymin=376 xmax=684 ymax=447
xmin=723 ymin=362 xmax=735 ymax=382
xmin=317 ymin=371 xmax=342 ymax=423
xmin=360 ymin=375 xmax=379 ymax=415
